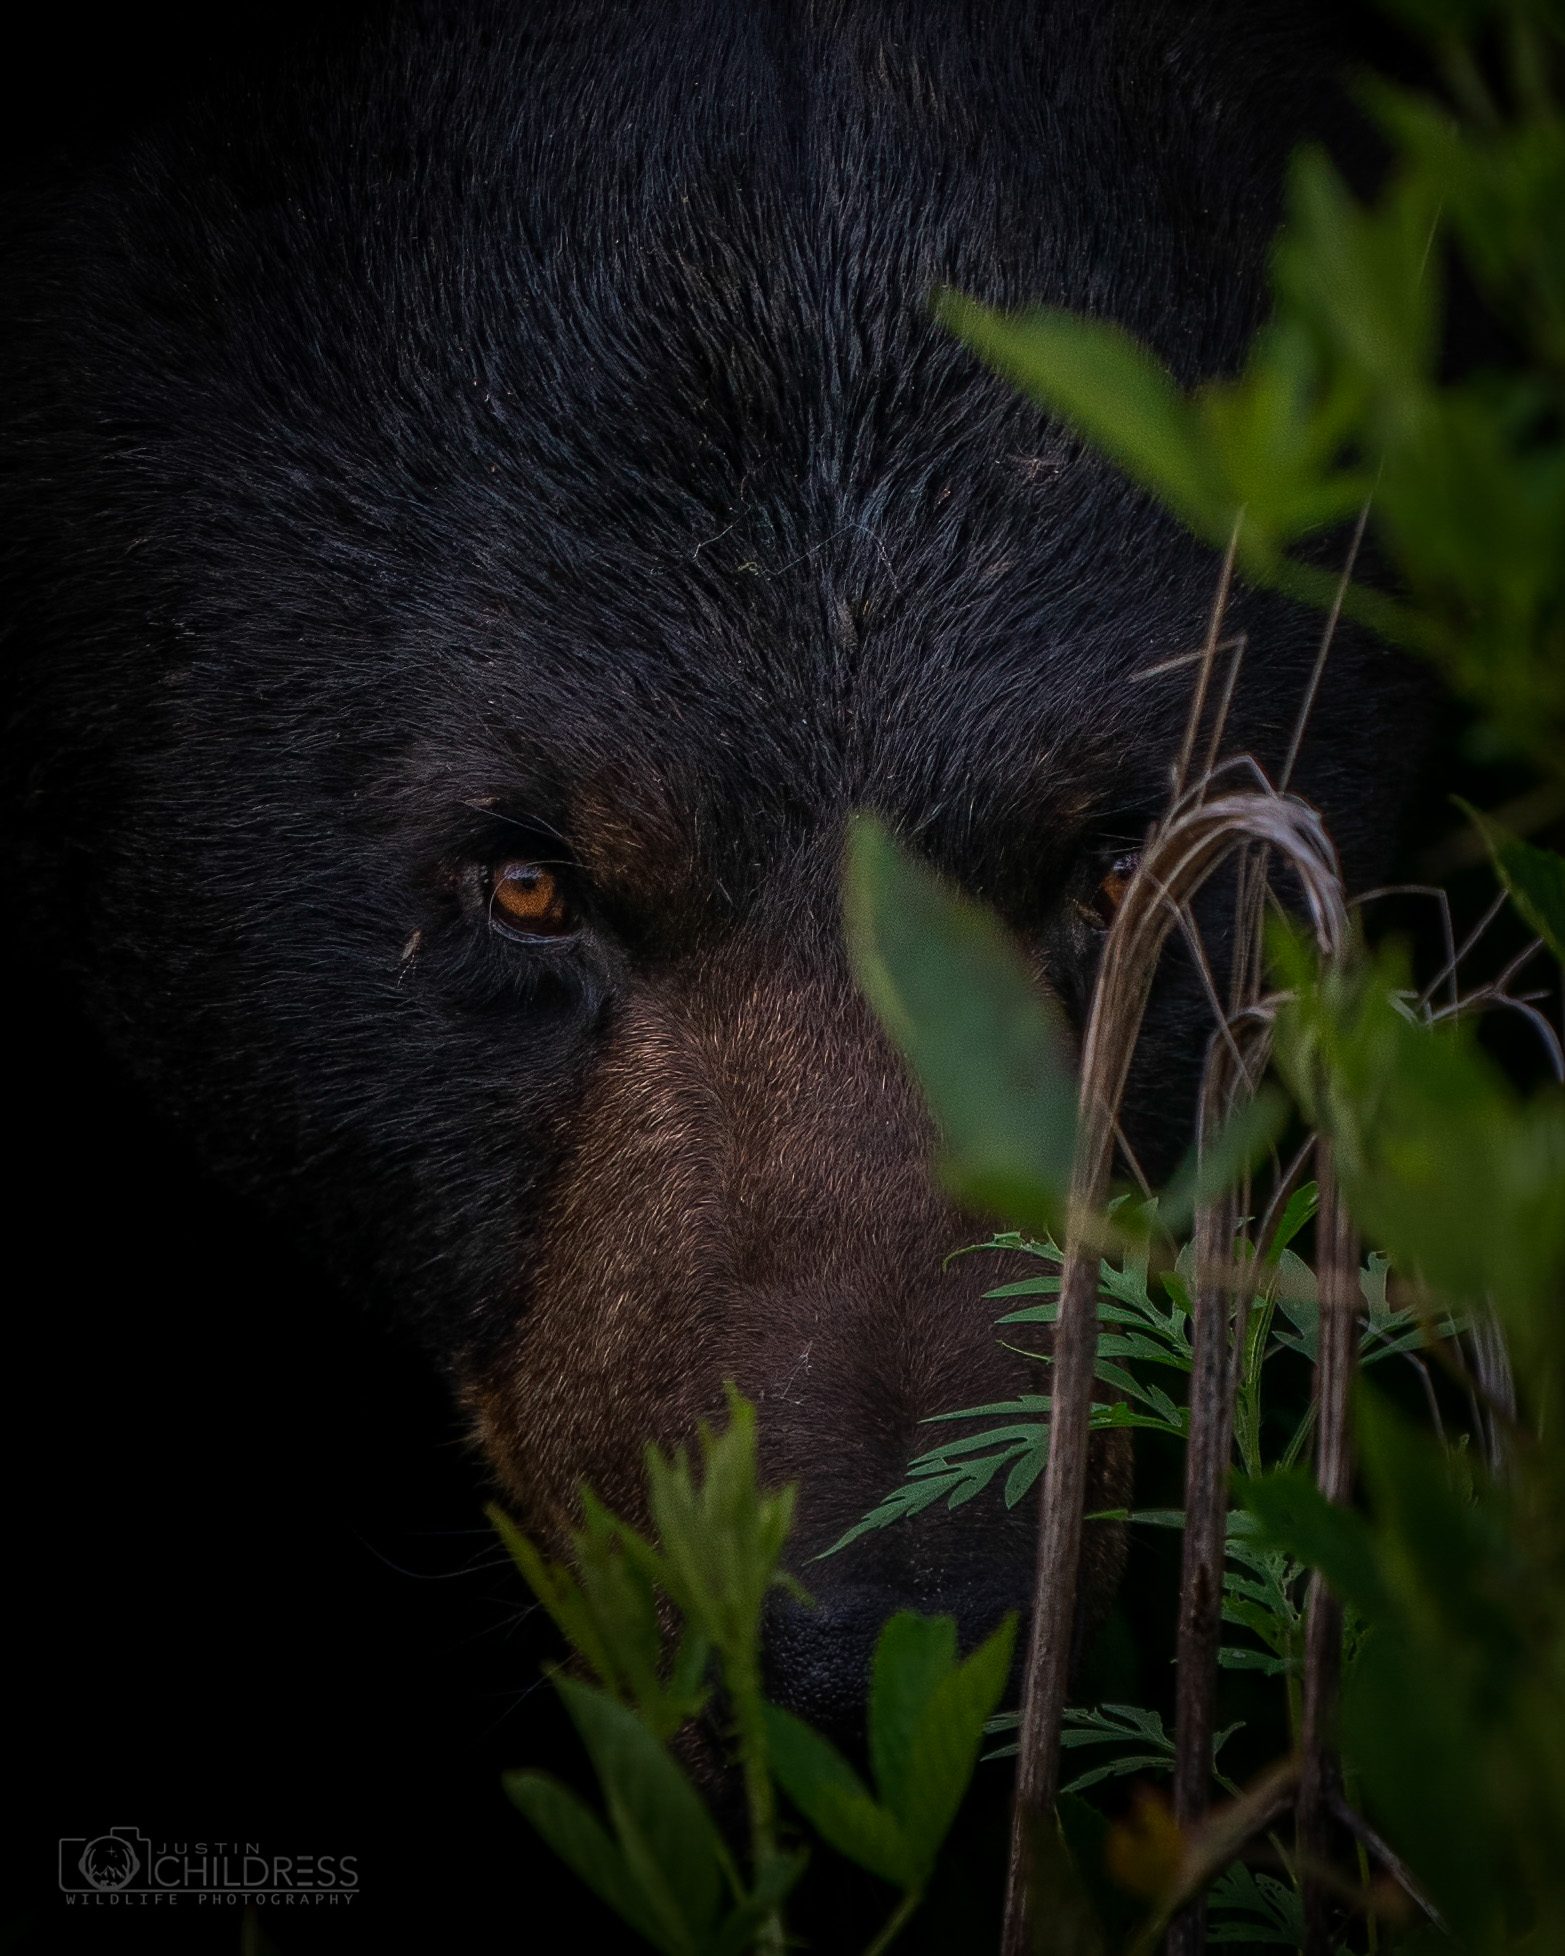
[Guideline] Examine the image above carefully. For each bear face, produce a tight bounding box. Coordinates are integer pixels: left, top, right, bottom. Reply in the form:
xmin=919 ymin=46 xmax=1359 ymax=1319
xmin=2 ymin=0 xmax=1421 ymax=1722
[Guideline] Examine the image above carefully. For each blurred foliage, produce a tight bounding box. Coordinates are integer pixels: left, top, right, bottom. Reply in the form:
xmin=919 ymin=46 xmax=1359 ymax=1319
xmin=844 ymin=816 xmax=1078 ymax=1238
xmin=836 ymin=690 xmax=1565 ymax=1955
xmin=941 ymin=0 xmax=1565 ymax=780
xmin=496 ymin=1392 xmax=1014 ymax=1956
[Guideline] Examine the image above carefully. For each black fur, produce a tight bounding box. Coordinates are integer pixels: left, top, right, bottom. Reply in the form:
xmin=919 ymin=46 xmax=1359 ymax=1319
xmin=3 ymin=3 xmax=1422 ymax=1898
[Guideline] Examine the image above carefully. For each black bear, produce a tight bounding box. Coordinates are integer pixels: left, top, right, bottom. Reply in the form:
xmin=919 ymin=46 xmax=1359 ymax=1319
xmin=2 ymin=0 xmax=1419 ymax=1917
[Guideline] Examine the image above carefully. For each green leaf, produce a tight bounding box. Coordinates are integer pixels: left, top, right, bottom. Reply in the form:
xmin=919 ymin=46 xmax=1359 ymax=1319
xmin=1060 ymin=1704 xmax=1174 ymax=1751
xmin=1216 ymin=1648 xmax=1291 ymax=1675
xmin=869 ymin=1613 xmax=959 ymax=1814
xmin=898 ymin=1615 xmax=1018 ymax=1882
xmin=937 ymin=294 xmax=1228 ymax=535
xmin=1273 ymin=147 xmax=1441 ymax=406
xmin=761 ymin=1704 xmax=913 ymax=1887
xmin=1052 ymin=1793 xmax=1129 ymax=1949
xmin=1235 ymin=1468 xmax=1392 ymax=1620
xmin=844 ymin=815 xmax=1077 ymax=1232
xmin=1461 ymin=800 xmax=1565 ymax=964
xmin=1207 ymin=1863 xmax=1305 ymax=1946
xmin=819 ymin=1473 xmax=960 ymax=1557
xmin=555 ymin=1677 xmax=729 ymax=1950
xmin=1266 ymin=1181 xmax=1319 ymax=1260
xmin=1195 ymin=319 xmax=1372 ymax=548
xmin=504 ymin=1771 xmax=671 ymax=1952
xmin=1055 ymin=1703 xmax=1200 ymax=1797
xmin=1355 ymin=1388 xmax=1523 ymax=1657
xmin=1003 ymin=1448 xmax=1045 ymax=1508
xmin=709 ymin=1853 xmax=810 ymax=1956
xmin=1060 ymin=1752 xmax=1177 ymax=1795
xmin=641 ymin=1387 xmax=797 ymax=1661
xmin=1343 ymin=1628 xmax=1504 ymax=1947
xmin=1374 ymin=84 xmax=1565 ymax=367
xmin=489 ymin=1497 xmax=709 ymax=1739
xmin=909 ymin=1422 xmax=1042 ymax=1463
xmin=1273 ymin=930 xmax=1565 ymax=1322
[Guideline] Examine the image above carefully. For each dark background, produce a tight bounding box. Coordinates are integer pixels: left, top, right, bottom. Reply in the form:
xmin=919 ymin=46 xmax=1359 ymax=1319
xmin=3 ymin=13 xmax=573 ymax=1950
xmin=8 ymin=972 xmax=568 ymax=1953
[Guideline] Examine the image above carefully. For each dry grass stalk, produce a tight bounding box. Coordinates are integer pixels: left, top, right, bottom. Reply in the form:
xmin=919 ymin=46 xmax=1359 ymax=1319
xmin=1165 ymin=1018 xmax=1272 ymax=1956
xmin=1000 ymin=780 xmax=1349 ymax=1956
xmin=1298 ymin=1144 xmax=1361 ymax=1956
xmin=1002 ymin=517 xmax=1371 ymax=1952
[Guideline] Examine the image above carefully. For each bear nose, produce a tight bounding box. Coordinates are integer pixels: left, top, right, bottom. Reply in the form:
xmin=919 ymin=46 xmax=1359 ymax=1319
xmin=761 ymin=1588 xmax=891 ymax=1746
xmin=760 ymin=1583 xmax=1025 ymax=1752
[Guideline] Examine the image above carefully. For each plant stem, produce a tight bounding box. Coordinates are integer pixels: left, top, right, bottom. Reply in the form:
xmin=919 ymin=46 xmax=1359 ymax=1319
xmin=728 ymin=1655 xmax=785 ymax=1956
xmin=862 ymin=1889 xmax=921 ymax=1956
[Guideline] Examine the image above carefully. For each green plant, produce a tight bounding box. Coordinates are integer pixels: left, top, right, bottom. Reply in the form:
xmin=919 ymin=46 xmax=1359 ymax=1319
xmin=939 ymin=1 xmax=1565 ymax=785
xmin=832 ymin=738 xmax=1564 ymax=1949
xmin=830 ymin=1197 xmax=1458 ymax=1559
xmin=1231 ymin=896 xmax=1565 ymax=1954
xmin=762 ymin=1612 xmax=1016 ymax=1954
xmin=495 ymin=1390 xmax=1016 ymax=1956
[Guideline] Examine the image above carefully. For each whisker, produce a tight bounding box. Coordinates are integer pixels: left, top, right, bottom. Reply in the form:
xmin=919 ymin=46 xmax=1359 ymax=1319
xmin=1280 ymin=499 xmax=1371 ymax=794
xmin=1172 ymin=516 xmax=1243 ymax=803
xmin=1199 ymin=631 xmax=1250 ymax=785
xmin=1132 ymin=632 xmax=1246 ymax=684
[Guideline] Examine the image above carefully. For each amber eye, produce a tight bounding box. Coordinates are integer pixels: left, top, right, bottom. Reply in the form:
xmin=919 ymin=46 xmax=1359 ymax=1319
xmin=487 ymin=860 xmax=574 ymax=939
xmin=1092 ymin=855 xmax=1138 ymax=928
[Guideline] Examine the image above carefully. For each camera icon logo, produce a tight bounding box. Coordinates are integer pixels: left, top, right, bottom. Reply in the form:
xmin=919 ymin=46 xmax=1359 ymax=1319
xmin=59 ymin=1826 xmax=149 ymax=1893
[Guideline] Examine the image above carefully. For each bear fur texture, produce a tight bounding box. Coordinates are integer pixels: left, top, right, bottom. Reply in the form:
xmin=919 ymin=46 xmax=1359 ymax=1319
xmin=2 ymin=0 xmax=1420 ymax=1730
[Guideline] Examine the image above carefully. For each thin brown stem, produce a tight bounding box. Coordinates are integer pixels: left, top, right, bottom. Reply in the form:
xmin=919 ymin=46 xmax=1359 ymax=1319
xmin=1168 ymin=1018 xmax=1273 ymax=1956
xmin=1299 ymin=1145 xmax=1361 ymax=1956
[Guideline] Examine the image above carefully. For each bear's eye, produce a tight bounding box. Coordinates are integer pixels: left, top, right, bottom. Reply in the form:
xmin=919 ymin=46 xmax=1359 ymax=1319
xmin=486 ymin=860 xmax=575 ymax=940
xmin=1091 ymin=854 xmax=1139 ymax=928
